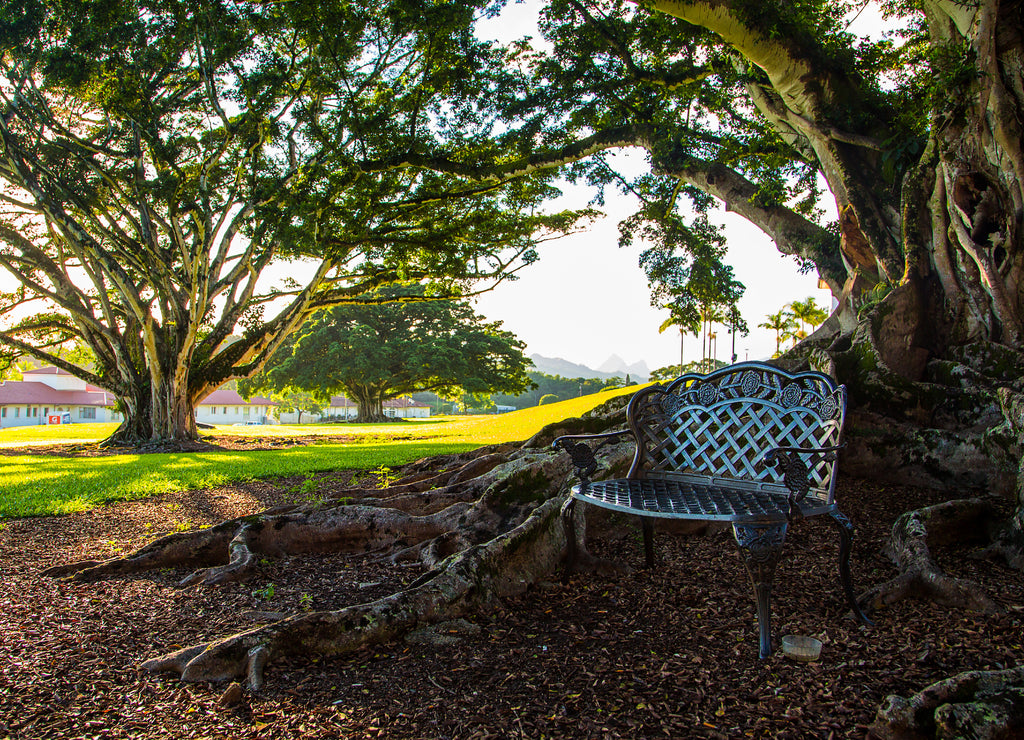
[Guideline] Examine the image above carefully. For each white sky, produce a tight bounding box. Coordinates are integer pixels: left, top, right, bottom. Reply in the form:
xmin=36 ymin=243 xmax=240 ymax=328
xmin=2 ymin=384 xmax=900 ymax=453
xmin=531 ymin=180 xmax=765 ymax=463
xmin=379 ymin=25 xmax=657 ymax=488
xmin=472 ymin=155 xmax=830 ymax=371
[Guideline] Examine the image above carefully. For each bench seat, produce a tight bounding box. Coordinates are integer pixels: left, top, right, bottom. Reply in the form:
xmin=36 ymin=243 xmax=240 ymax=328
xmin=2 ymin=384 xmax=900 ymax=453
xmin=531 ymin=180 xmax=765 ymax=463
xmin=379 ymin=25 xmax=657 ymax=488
xmin=573 ymin=476 xmax=835 ymax=522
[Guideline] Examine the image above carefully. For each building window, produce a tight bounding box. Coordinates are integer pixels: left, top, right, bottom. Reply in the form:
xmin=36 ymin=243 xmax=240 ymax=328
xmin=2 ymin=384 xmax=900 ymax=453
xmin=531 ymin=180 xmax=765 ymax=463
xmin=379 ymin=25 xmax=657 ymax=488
xmin=1 ymin=407 xmax=6 ymax=418
xmin=243 ymin=407 xmax=250 ymax=417
xmin=79 ymin=407 xmax=97 ymax=419
xmin=14 ymin=407 xmax=19 ymax=418
xmin=223 ymin=406 xmax=228 ymax=415
xmin=211 ymin=406 xmax=216 ymax=415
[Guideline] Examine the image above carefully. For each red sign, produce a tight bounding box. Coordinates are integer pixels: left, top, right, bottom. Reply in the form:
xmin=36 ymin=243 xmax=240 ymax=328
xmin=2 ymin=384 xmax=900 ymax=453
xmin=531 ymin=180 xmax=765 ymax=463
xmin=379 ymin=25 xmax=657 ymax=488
xmin=48 ymin=415 xmax=63 ymax=424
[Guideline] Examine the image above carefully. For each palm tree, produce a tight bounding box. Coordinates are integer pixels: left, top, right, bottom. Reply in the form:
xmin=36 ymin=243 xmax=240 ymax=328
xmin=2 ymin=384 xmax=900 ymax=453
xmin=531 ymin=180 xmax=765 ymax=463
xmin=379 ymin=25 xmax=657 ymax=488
xmin=759 ymin=310 xmax=798 ymax=357
xmin=786 ymin=297 xmax=829 ymax=337
xmin=659 ymin=308 xmax=701 ymax=370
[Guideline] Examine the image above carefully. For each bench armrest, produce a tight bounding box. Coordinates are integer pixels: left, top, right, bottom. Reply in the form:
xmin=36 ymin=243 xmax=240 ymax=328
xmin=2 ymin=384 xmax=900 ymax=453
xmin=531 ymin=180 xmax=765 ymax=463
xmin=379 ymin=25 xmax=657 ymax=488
xmin=762 ymin=445 xmax=843 ymax=520
xmin=552 ymin=431 xmax=626 ymax=486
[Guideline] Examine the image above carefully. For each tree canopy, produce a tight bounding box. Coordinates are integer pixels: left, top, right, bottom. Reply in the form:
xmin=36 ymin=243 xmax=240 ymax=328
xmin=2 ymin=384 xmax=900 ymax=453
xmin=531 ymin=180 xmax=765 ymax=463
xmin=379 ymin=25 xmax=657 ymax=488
xmin=239 ymin=285 xmax=534 ymax=422
xmin=0 ymin=0 xmax=585 ymax=443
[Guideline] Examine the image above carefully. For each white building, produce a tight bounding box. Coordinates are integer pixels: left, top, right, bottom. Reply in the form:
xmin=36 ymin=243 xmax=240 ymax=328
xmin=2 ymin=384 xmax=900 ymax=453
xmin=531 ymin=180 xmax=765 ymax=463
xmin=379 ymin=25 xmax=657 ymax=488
xmin=322 ymin=395 xmax=431 ymax=420
xmin=195 ymin=389 xmax=277 ymax=426
xmin=0 ymin=367 xmax=120 ymax=428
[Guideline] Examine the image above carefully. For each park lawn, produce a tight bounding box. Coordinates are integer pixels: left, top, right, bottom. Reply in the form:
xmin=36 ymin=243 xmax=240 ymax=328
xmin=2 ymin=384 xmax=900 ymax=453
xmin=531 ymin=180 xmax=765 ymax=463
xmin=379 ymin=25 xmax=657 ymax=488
xmin=0 ymin=385 xmax=638 ymax=519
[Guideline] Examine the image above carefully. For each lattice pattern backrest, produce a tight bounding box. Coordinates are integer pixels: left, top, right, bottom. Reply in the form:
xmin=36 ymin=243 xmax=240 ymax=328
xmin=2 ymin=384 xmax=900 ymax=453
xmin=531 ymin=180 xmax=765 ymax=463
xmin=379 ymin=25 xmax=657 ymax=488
xmin=628 ymin=362 xmax=846 ymax=497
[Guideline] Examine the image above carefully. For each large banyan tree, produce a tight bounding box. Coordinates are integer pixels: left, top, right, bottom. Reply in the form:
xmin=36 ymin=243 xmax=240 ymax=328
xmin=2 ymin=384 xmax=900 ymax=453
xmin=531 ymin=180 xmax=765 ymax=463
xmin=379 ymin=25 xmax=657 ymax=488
xmin=475 ymin=0 xmax=1024 ymax=603
xmin=0 ymin=0 xmax=580 ymax=445
xmin=31 ymin=0 xmax=1024 ymax=732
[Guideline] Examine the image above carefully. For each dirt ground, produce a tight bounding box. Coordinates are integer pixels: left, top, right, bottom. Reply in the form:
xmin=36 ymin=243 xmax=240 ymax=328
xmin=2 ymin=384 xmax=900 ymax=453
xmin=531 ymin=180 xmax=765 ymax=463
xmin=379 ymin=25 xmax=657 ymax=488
xmin=1 ymin=447 xmax=1022 ymax=739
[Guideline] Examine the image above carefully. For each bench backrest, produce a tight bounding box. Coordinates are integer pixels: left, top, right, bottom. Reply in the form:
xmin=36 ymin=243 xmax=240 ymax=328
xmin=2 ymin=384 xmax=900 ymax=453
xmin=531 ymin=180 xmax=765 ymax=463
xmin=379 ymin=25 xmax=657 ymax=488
xmin=626 ymin=362 xmax=846 ymax=501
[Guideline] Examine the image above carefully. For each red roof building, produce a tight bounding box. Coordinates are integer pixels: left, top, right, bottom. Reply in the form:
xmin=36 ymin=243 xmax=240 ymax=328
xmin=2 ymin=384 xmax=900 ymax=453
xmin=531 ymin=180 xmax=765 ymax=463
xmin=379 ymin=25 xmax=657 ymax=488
xmin=0 ymin=367 xmax=120 ymax=428
xmin=195 ymin=388 xmax=277 ymax=426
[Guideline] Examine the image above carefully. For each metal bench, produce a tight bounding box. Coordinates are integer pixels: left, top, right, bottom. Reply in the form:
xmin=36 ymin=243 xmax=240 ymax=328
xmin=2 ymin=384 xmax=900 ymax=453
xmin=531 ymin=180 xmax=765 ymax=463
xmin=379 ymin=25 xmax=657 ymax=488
xmin=553 ymin=361 xmax=872 ymax=658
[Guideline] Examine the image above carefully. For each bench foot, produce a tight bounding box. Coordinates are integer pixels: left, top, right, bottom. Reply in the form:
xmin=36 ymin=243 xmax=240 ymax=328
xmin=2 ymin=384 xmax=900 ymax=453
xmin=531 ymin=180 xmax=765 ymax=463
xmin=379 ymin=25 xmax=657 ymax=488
xmin=733 ymin=523 xmax=788 ymax=659
xmin=829 ymin=510 xmax=875 ymax=626
xmin=561 ymin=496 xmax=578 ymax=582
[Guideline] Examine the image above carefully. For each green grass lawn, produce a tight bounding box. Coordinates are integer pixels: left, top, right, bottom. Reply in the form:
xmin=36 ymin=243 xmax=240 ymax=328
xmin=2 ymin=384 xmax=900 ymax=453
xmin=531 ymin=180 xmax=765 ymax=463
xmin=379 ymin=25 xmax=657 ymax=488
xmin=0 ymin=386 xmax=638 ymax=519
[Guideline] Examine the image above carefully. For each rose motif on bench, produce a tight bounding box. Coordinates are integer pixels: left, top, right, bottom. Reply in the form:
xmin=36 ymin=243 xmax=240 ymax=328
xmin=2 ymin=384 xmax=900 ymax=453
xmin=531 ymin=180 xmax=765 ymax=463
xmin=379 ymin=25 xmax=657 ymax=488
xmin=817 ymin=393 xmax=839 ymax=420
xmin=660 ymin=392 xmax=684 ymax=417
xmin=740 ymin=370 xmax=760 ymax=397
xmin=697 ymin=382 xmax=718 ymax=406
xmin=780 ymin=383 xmax=802 ymax=408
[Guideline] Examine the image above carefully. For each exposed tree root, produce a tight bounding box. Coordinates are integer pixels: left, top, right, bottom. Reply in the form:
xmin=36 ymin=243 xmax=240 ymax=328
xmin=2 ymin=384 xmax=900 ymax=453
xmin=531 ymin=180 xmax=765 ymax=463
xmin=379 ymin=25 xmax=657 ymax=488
xmin=870 ymin=665 xmax=1024 ymax=740
xmin=43 ymin=502 xmax=471 ymax=587
xmin=141 ymin=494 xmax=569 ymax=690
xmin=859 ymin=498 xmax=1002 ymax=614
xmin=42 ymin=402 xmax=633 ymax=689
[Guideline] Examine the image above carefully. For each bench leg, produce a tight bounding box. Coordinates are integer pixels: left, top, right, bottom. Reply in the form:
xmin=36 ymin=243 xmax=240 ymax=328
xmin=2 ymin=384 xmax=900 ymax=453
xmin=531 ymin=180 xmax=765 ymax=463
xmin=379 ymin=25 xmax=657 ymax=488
xmin=829 ymin=510 xmax=875 ymax=626
xmin=561 ymin=496 xmax=578 ymax=582
xmin=733 ymin=523 xmax=787 ymax=659
xmin=642 ymin=518 xmax=655 ymax=568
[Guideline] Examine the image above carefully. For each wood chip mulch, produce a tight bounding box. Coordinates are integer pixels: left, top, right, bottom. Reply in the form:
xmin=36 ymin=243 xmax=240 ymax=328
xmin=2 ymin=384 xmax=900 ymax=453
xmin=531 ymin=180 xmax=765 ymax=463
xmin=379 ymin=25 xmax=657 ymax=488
xmin=1 ymin=458 xmax=1022 ymax=739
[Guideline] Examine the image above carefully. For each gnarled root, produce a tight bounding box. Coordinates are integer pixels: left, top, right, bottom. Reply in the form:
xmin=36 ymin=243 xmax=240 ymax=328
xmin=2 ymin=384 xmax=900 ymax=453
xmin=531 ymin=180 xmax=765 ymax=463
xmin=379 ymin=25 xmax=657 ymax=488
xmin=40 ymin=520 xmax=243 ymax=581
xmin=43 ymin=503 xmax=472 ymax=587
xmin=859 ymin=498 xmax=1001 ymax=613
xmin=142 ymin=495 xmax=567 ymax=689
xmin=870 ymin=665 xmax=1024 ymax=740
xmin=42 ymin=396 xmax=636 ymax=689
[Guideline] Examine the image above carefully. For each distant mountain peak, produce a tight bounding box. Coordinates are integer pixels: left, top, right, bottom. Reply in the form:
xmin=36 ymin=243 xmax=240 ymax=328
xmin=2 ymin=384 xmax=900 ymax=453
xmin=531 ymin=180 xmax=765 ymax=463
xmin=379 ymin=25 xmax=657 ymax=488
xmin=597 ymin=354 xmax=650 ymax=376
xmin=529 ymin=353 xmax=649 ymax=382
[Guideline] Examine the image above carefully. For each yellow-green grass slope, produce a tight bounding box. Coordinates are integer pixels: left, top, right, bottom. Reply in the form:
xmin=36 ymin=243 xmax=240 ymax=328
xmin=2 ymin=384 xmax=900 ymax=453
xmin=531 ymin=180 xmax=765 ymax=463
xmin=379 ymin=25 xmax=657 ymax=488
xmin=0 ymin=387 xmax=638 ymax=519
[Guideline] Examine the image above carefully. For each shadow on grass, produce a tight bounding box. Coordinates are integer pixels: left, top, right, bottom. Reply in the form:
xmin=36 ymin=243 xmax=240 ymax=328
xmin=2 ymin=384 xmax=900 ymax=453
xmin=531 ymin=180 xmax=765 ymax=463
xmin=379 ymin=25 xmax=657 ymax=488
xmin=0 ymin=440 xmax=478 ymax=519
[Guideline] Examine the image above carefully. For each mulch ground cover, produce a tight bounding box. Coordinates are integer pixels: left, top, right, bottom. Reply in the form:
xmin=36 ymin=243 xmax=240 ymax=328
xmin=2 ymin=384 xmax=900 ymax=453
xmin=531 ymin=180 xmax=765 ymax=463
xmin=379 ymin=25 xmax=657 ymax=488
xmin=1 ymin=446 xmax=1022 ymax=739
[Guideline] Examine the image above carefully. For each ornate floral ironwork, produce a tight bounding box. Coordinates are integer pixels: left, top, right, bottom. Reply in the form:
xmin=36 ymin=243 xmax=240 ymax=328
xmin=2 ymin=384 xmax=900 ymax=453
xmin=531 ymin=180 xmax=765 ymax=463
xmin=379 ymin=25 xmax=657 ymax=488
xmin=765 ymin=449 xmax=811 ymax=520
xmin=740 ymin=370 xmax=760 ymax=397
xmin=660 ymin=392 xmax=684 ymax=417
xmin=557 ymin=439 xmax=598 ymax=484
xmin=780 ymin=383 xmax=802 ymax=408
xmin=697 ymin=382 xmax=718 ymax=406
xmin=817 ymin=393 xmax=839 ymax=420
xmin=734 ymin=524 xmax=787 ymax=565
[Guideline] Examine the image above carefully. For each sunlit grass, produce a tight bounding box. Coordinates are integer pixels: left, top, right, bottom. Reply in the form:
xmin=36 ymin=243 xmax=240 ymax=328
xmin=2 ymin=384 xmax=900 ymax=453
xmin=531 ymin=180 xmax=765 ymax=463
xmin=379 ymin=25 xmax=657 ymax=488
xmin=0 ymin=423 xmax=118 ymax=446
xmin=0 ymin=386 xmax=641 ymax=519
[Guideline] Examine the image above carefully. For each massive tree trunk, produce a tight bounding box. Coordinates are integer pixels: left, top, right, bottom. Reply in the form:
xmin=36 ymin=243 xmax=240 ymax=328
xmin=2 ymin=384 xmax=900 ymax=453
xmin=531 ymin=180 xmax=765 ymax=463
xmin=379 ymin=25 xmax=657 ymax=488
xmin=349 ymin=385 xmax=389 ymax=423
xmin=102 ymin=356 xmax=201 ymax=446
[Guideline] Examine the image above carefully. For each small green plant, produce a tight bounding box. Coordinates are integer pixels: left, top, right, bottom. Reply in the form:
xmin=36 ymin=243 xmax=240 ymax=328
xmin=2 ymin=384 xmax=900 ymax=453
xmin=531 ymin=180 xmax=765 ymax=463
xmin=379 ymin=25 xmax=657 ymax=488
xmin=287 ymin=474 xmax=324 ymax=504
xmin=373 ymin=465 xmax=395 ymax=488
xmin=299 ymin=592 xmax=314 ymax=611
xmin=252 ymin=583 xmax=276 ymax=601
xmin=171 ymin=520 xmax=193 ymax=533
